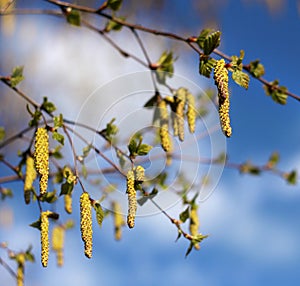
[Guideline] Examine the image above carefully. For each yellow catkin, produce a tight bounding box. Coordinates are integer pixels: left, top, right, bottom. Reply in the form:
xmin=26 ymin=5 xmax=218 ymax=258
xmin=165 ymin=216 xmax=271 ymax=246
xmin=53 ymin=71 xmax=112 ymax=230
xmin=112 ymin=201 xmax=125 ymax=241
xmin=80 ymin=192 xmax=93 ymax=258
xmin=134 ymin=165 xmax=145 ymax=182
xmin=189 ymin=205 xmax=200 ymax=250
xmin=34 ymin=127 xmax=49 ymax=195
xmin=186 ymin=92 xmax=196 ymax=134
xmin=213 ymin=59 xmax=232 ymax=137
xmin=158 ymin=99 xmax=172 ymax=152
xmin=24 ymin=156 xmax=37 ymax=204
xmin=126 ymin=170 xmax=137 ymax=228
xmin=40 ymin=211 xmax=51 ymax=267
xmin=16 ymin=263 xmax=24 ymax=286
xmin=52 ymin=226 xmax=65 ymax=267
xmin=64 ymin=194 xmax=72 ymax=214
xmin=174 ymin=88 xmax=186 ymax=142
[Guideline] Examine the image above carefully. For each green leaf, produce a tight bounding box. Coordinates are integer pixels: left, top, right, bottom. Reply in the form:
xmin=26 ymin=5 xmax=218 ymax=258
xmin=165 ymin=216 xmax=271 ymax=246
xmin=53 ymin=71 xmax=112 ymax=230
xmin=41 ymin=97 xmax=56 ymax=114
xmin=0 ymin=127 xmax=5 ymax=141
xmin=197 ymin=29 xmax=221 ymax=55
xmin=263 ymin=80 xmax=288 ymax=105
xmin=203 ymin=31 xmax=221 ymax=55
xmin=52 ymin=131 xmax=64 ymax=145
xmin=232 ymin=70 xmax=249 ymax=89
xmin=82 ymin=144 xmax=92 ymax=158
xmin=144 ymin=92 xmax=159 ymax=108
xmin=25 ymin=246 xmax=35 ymax=263
xmin=249 ymin=60 xmax=265 ymax=78
xmin=267 ymin=152 xmax=280 ymax=168
xmin=64 ymin=219 xmax=75 ymax=229
xmin=52 ymin=145 xmax=63 ymax=159
xmin=155 ymin=51 xmax=174 ymax=84
xmin=185 ymin=242 xmax=194 ymax=257
xmin=179 ymin=207 xmax=190 ymax=223
xmin=29 ymin=219 xmax=41 ymax=230
xmin=40 ymin=191 xmax=57 ymax=203
xmin=239 ymin=162 xmax=261 ymax=175
xmin=10 ymin=66 xmax=24 ymax=87
xmin=199 ymin=56 xmax=216 ymax=78
xmin=66 ymin=9 xmax=81 ymax=26
xmin=196 ymin=29 xmax=212 ymax=50
xmin=0 ymin=187 xmax=13 ymax=200
xmin=137 ymin=188 xmax=158 ymax=206
xmin=285 ymin=170 xmax=297 ymax=185
xmin=128 ymin=136 xmax=138 ymax=156
xmin=60 ymin=182 xmax=74 ymax=195
xmin=99 ymin=118 xmax=118 ymax=143
xmin=107 ymin=0 xmax=122 ymax=11
xmin=54 ymin=114 xmax=63 ymax=128
xmin=116 ymin=149 xmax=126 ymax=169
xmin=105 ymin=17 xmax=125 ymax=32
xmin=137 ymin=143 xmax=152 ymax=156
xmin=82 ymin=164 xmax=87 ymax=179
xmin=93 ymin=201 xmax=104 ymax=227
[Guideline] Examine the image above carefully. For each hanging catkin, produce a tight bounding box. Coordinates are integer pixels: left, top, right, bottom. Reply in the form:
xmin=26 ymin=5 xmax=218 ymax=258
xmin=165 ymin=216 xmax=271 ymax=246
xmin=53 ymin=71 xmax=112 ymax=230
xmin=126 ymin=170 xmax=137 ymax=228
xmin=34 ymin=127 xmax=49 ymax=195
xmin=213 ymin=59 xmax=232 ymax=137
xmin=80 ymin=192 xmax=93 ymax=258
xmin=24 ymin=156 xmax=36 ymax=204
xmin=40 ymin=211 xmax=51 ymax=267
xmin=158 ymin=99 xmax=172 ymax=152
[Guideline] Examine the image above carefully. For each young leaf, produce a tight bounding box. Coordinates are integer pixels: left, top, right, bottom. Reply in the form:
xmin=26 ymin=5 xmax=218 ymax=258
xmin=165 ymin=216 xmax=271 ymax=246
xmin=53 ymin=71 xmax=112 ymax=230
xmin=105 ymin=17 xmax=125 ymax=32
xmin=107 ymin=0 xmax=122 ymax=11
xmin=66 ymin=9 xmax=81 ymax=26
xmin=29 ymin=218 xmax=41 ymax=230
xmin=0 ymin=187 xmax=13 ymax=200
xmin=267 ymin=152 xmax=279 ymax=168
xmin=285 ymin=170 xmax=297 ymax=185
xmin=93 ymin=201 xmax=104 ymax=227
xmin=249 ymin=60 xmax=265 ymax=78
xmin=52 ymin=131 xmax=64 ymax=145
xmin=232 ymin=70 xmax=249 ymax=89
xmin=128 ymin=136 xmax=138 ymax=156
xmin=179 ymin=207 xmax=190 ymax=223
xmin=263 ymin=80 xmax=288 ymax=105
xmin=203 ymin=31 xmax=221 ymax=55
xmin=60 ymin=182 xmax=73 ymax=196
xmin=199 ymin=56 xmax=216 ymax=78
xmin=155 ymin=51 xmax=174 ymax=84
xmin=10 ymin=66 xmax=24 ymax=87
xmin=137 ymin=143 xmax=152 ymax=156
xmin=54 ymin=114 xmax=63 ymax=128
xmin=0 ymin=127 xmax=5 ymax=141
xmin=41 ymin=97 xmax=56 ymax=114
xmin=196 ymin=29 xmax=212 ymax=50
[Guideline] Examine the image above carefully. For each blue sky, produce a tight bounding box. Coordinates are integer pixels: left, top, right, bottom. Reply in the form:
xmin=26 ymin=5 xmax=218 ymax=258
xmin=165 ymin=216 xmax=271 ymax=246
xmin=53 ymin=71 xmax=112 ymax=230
xmin=1 ymin=1 xmax=300 ymax=286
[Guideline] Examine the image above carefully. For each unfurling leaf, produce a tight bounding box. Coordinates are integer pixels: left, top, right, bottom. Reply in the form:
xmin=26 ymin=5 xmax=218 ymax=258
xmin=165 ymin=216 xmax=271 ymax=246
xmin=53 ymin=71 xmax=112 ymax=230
xmin=66 ymin=9 xmax=81 ymax=26
xmin=263 ymin=80 xmax=288 ymax=105
xmin=52 ymin=131 xmax=64 ymax=145
xmin=105 ymin=17 xmax=125 ymax=32
xmin=137 ymin=143 xmax=152 ymax=156
xmin=10 ymin=66 xmax=24 ymax=87
xmin=267 ymin=152 xmax=280 ymax=168
xmin=92 ymin=201 xmax=104 ymax=227
xmin=232 ymin=70 xmax=249 ymax=89
xmin=249 ymin=60 xmax=265 ymax=78
xmin=107 ymin=0 xmax=122 ymax=11
xmin=41 ymin=97 xmax=56 ymax=114
xmin=285 ymin=170 xmax=297 ymax=185
xmin=179 ymin=207 xmax=190 ymax=223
